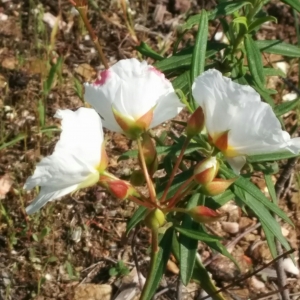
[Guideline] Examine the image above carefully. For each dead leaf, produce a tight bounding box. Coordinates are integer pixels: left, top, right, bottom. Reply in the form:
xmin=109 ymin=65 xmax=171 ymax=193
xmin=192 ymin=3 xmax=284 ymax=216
xmin=0 ymin=174 xmax=12 ymax=199
xmin=74 ymin=284 xmax=112 ymax=300
xmin=1 ymin=56 xmax=17 ymax=70
xmin=166 ymin=259 xmax=179 ymax=274
xmin=75 ymin=64 xmax=96 ymax=81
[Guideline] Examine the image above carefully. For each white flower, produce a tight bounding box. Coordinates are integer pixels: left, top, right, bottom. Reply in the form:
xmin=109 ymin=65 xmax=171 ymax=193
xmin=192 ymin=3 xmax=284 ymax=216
xmin=24 ymin=108 xmax=104 ymax=214
xmin=84 ymin=58 xmax=184 ymax=138
xmin=192 ymin=69 xmax=300 ymax=173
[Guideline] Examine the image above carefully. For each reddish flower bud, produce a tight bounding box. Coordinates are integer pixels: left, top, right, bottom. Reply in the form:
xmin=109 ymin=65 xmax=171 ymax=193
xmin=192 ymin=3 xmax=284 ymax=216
xmin=188 ymin=206 xmax=222 ymax=223
xmin=186 ymin=107 xmax=205 ymax=137
xmin=144 ymin=208 xmax=166 ymax=230
xmin=200 ymin=178 xmax=236 ymax=196
xmin=194 ymin=157 xmax=219 ymax=185
xmin=99 ymin=175 xmax=137 ymax=200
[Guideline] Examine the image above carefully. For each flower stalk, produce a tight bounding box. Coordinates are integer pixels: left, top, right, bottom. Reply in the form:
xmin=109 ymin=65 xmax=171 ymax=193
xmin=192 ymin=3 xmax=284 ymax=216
xmin=140 ymin=228 xmax=159 ymax=300
xmin=69 ymin=0 xmax=109 ymax=69
xmin=160 ymin=137 xmax=191 ymax=203
xmin=137 ymin=138 xmax=157 ymax=204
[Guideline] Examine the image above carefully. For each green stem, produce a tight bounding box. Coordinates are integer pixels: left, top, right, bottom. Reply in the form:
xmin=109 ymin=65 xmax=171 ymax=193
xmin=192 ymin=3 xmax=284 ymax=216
xmin=160 ymin=137 xmax=191 ymax=203
xmin=140 ymin=229 xmax=159 ymax=300
xmin=137 ymin=138 xmax=157 ymax=203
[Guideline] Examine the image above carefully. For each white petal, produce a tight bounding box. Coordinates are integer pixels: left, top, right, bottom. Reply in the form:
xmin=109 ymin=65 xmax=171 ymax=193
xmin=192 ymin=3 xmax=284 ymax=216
xmin=54 ymin=107 xmax=104 ymax=167
xmin=24 ymin=108 xmax=103 ymax=213
xmin=25 ymin=184 xmax=78 ymax=215
xmin=85 ymin=58 xmax=183 ymax=131
xmin=24 ymin=154 xmax=94 ymax=190
xmin=192 ymin=69 xmax=260 ymax=137
xmin=84 ymin=82 xmax=122 ymax=132
xmin=226 ymin=156 xmax=247 ymax=174
xmin=150 ymin=92 xmax=184 ymax=128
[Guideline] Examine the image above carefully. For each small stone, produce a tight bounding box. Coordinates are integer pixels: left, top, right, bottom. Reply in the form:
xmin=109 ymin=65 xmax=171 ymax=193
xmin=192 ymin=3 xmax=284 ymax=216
xmin=282 ymin=258 xmax=299 ymax=276
xmin=282 ymin=92 xmax=297 ymax=102
xmin=221 ymin=221 xmax=239 ymax=234
xmin=250 ymin=276 xmax=265 ymax=291
xmin=243 ymin=233 xmax=256 ymax=242
xmin=281 ymin=227 xmax=289 ymax=237
xmin=239 ymin=217 xmax=253 ymax=231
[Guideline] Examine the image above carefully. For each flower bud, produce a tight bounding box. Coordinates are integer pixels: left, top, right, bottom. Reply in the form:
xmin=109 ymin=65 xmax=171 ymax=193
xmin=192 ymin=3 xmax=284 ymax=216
xmin=140 ymin=132 xmax=158 ymax=177
xmin=200 ymin=178 xmax=236 ymax=196
xmin=144 ymin=208 xmax=166 ymax=230
xmin=186 ymin=107 xmax=205 ymax=137
xmin=188 ymin=206 xmax=222 ymax=223
xmin=99 ymin=175 xmax=138 ymax=200
xmin=194 ymin=157 xmax=219 ymax=185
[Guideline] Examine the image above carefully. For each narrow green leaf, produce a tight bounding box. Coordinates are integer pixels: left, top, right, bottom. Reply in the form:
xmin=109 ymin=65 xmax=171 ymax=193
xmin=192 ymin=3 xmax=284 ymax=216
xmin=245 ymin=34 xmax=265 ymax=88
xmin=263 ymin=67 xmax=286 ymax=78
xmin=281 ymin=0 xmax=300 ymax=13
xmin=220 ymin=165 xmax=293 ymax=226
xmin=40 ymin=126 xmax=60 ymax=134
xmin=212 ymin=189 xmax=235 ymax=206
xmin=175 ymin=226 xmax=221 ymax=242
xmin=274 ymin=98 xmax=300 ymax=116
xmin=141 ymin=228 xmax=174 ymax=300
xmin=126 ymin=206 xmax=147 ymax=235
xmin=247 ymin=151 xmax=299 ymax=163
xmin=264 ymin=174 xmax=277 ymax=203
xmin=233 ymin=185 xmax=291 ymax=251
xmin=136 ymin=42 xmax=164 ymax=61
xmin=261 ymin=222 xmax=278 ymax=258
xmin=179 ymin=194 xmax=201 ymax=285
xmin=248 ymin=16 xmax=277 ymax=32
xmin=233 ymin=16 xmax=248 ymax=29
xmin=192 ymin=255 xmax=226 ymax=300
xmin=154 ymin=42 xmax=226 ymax=74
xmin=191 ymin=10 xmax=208 ymax=81
xmin=204 ymin=239 xmax=239 ymax=268
xmin=256 ymin=40 xmax=300 ymax=57
xmin=43 ymin=57 xmax=63 ymax=96
xmin=181 ymin=1 xmax=251 ymax=31
xmin=172 ymin=71 xmax=190 ymax=93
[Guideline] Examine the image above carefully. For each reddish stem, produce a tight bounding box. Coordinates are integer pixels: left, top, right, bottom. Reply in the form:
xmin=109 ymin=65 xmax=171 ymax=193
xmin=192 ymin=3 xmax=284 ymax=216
xmin=160 ymin=138 xmax=190 ymax=203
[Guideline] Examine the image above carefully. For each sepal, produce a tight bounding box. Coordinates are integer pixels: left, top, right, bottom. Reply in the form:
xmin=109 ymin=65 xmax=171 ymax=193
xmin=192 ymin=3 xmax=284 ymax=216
xmin=194 ymin=157 xmax=219 ymax=185
xmin=200 ymin=178 xmax=236 ymax=196
xmin=186 ymin=106 xmax=205 ymax=137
